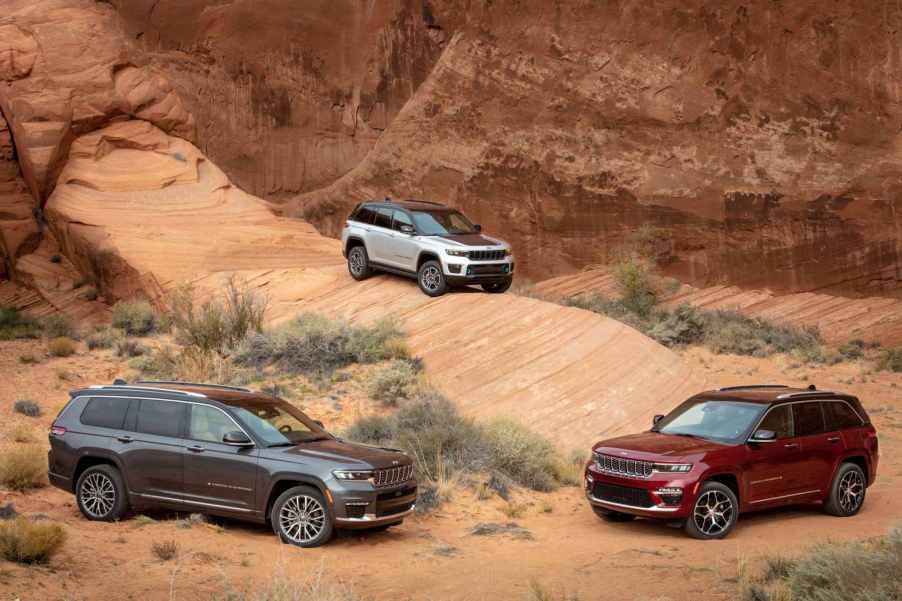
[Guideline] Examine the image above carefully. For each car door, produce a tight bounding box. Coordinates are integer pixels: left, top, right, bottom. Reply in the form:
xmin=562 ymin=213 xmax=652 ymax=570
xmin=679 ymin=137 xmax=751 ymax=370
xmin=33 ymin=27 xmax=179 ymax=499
xmin=743 ymin=404 xmax=805 ymax=505
xmin=367 ymin=207 xmax=395 ymax=265
xmin=388 ymin=209 xmax=419 ymax=271
xmin=118 ymin=398 xmax=187 ymax=501
xmin=792 ymin=401 xmax=834 ymax=496
xmin=182 ymin=404 xmax=259 ymax=513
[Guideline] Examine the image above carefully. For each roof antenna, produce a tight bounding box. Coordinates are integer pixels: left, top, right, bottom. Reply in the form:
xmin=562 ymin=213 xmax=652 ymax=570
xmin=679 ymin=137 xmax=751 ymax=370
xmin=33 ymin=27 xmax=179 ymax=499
xmin=113 ymin=378 xmax=127 ymax=386
xmin=807 ymin=384 xmax=816 ymax=391
xmin=385 ymin=196 xmax=392 ymax=203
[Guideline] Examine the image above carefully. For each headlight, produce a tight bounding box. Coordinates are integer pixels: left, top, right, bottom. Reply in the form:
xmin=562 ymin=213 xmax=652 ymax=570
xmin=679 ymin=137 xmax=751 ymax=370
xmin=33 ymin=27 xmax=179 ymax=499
xmin=652 ymin=463 xmax=693 ymax=473
xmin=445 ymin=249 xmax=468 ymax=257
xmin=332 ymin=470 xmax=374 ymax=481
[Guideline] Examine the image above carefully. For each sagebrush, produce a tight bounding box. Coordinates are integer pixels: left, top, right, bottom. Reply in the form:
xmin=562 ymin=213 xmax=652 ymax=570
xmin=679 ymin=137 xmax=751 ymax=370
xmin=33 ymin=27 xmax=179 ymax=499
xmin=0 ymin=446 xmax=47 ymax=491
xmin=0 ymin=518 xmax=66 ymax=564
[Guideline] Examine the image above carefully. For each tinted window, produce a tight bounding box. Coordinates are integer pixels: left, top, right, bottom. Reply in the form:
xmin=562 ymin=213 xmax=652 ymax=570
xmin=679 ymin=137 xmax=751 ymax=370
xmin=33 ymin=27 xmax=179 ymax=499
xmin=758 ymin=405 xmax=793 ymax=438
xmin=225 ymin=398 xmax=329 ymax=447
xmin=353 ymin=206 xmax=376 ymax=224
xmin=374 ymin=207 xmax=393 ymax=228
xmin=136 ymin=399 xmax=185 ymax=438
xmin=825 ymin=401 xmax=863 ymax=430
xmin=189 ymin=405 xmax=237 ymax=443
xmin=792 ymin=402 xmax=825 ymax=437
xmin=80 ymin=397 xmax=129 ymax=429
xmin=392 ymin=210 xmax=413 ymax=232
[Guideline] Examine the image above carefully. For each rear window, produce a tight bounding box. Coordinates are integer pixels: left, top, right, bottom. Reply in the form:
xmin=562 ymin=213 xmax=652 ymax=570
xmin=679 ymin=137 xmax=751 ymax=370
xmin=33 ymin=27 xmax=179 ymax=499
xmin=352 ymin=206 xmax=376 ymax=224
xmin=80 ymin=397 xmax=129 ymax=430
xmin=825 ymin=401 xmax=864 ymax=430
xmin=136 ymin=399 xmax=185 ymax=438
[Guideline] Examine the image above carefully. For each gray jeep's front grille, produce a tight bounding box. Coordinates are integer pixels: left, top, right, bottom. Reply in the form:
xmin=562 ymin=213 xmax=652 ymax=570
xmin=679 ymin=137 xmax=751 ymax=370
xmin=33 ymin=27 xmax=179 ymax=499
xmin=594 ymin=452 xmax=653 ymax=479
xmin=469 ymin=249 xmax=506 ymax=261
xmin=373 ymin=464 xmax=414 ymax=488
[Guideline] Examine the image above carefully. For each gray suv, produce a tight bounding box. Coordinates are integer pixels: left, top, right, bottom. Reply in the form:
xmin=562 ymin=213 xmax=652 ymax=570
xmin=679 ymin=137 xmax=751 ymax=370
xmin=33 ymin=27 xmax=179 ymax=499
xmin=47 ymin=381 xmax=417 ymax=547
xmin=340 ymin=199 xmax=515 ymax=296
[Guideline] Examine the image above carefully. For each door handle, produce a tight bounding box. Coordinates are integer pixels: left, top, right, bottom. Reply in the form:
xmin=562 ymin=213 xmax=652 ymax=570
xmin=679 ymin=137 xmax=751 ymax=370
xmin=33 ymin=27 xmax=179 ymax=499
xmin=827 ymin=436 xmax=841 ymax=443
xmin=187 ymin=445 xmax=205 ymax=453
xmin=117 ymin=435 xmax=133 ymax=443
xmin=784 ymin=443 xmax=800 ymax=449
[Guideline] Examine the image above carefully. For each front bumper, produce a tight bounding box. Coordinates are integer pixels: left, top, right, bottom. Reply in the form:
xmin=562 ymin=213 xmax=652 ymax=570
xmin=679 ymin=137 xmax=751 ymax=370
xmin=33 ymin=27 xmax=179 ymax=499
xmin=584 ymin=462 xmax=697 ymax=519
xmin=442 ymin=256 xmax=514 ymax=281
xmin=329 ymin=478 xmax=418 ymax=530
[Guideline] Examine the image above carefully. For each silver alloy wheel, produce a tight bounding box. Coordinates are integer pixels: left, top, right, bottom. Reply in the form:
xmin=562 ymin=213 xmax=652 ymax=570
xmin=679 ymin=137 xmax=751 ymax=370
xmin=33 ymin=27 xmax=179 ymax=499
xmin=421 ymin=265 xmax=442 ymax=291
xmin=278 ymin=494 xmax=326 ymax=544
xmin=349 ymin=248 xmax=365 ymax=276
xmin=838 ymin=470 xmax=865 ymax=513
xmin=79 ymin=472 xmax=116 ymax=518
xmin=692 ymin=490 xmax=733 ymax=536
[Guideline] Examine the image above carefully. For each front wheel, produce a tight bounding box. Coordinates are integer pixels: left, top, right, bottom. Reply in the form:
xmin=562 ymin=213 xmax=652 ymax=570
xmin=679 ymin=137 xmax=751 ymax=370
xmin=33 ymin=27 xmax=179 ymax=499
xmin=76 ymin=464 xmax=129 ymax=522
xmin=482 ymin=278 xmax=512 ymax=294
xmin=271 ymin=485 xmax=333 ymax=548
xmin=824 ymin=462 xmax=866 ymax=517
xmin=418 ymin=260 xmax=448 ymax=297
xmin=684 ymin=482 xmax=738 ymax=540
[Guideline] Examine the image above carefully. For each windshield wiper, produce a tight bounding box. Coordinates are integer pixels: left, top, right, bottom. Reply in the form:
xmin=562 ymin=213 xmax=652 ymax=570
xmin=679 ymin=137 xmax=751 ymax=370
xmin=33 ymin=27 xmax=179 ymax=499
xmin=667 ymin=432 xmax=701 ymax=439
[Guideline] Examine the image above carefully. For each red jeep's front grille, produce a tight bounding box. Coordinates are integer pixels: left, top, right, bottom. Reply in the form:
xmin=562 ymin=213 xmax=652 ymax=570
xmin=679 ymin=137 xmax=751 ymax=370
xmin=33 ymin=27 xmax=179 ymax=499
xmin=595 ymin=452 xmax=654 ymax=479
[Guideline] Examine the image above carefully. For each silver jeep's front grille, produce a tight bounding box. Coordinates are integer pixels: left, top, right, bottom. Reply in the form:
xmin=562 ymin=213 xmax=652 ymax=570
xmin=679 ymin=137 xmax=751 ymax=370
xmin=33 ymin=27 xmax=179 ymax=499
xmin=373 ymin=464 xmax=414 ymax=488
xmin=469 ymin=249 xmax=506 ymax=261
xmin=594 ymin=452 xmax=653 ymax=479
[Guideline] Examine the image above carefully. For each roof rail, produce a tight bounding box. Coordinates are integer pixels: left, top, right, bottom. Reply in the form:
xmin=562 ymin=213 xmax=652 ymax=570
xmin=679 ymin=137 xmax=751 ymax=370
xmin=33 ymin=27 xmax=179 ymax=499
xmin=776 ymin=390 xmax=832 ymax=400
xmin=407 ymin=199 xmax=443 ymax=206
xmin=89 ymin=384 xmax=207 ymax=398
xmin=718 ymin=384 xmax=789 ymax=392
xmin=133 ymin=380 xmax=251 ymax=393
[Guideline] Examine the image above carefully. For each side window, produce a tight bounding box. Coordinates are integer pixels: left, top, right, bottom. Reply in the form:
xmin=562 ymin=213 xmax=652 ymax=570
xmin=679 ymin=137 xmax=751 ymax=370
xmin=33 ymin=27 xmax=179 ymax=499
xmin=136 ymin=399 xmax=186 ymax=438
xmin=354 ymin=206 xmax=376 ymax=224
xmin=80 ymin=397 xmax=130 ymax=430
xmin=189 ymin=405 xmax=237 ymax=443
xmin=392 ymin=210 xmax=413 ymax=232
xmin=373 ymin=207 xmax=393 ymax=229
xmin=757 ymin=405 xmax=793 ymax=439
xmin=825 ymin=401 xmax=864 ymax=430
xmin=792 ymin=402 xmax=825 ymax=437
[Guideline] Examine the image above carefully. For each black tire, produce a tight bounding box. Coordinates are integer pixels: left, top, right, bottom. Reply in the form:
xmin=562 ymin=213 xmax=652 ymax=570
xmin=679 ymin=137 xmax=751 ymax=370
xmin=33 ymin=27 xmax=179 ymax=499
xmin=75 ymin=464 xmax=129 ymax=522
xmin=684 ymin=481 xmax=738 ymax=540
xmin=270 ymin=485 xmax=333 ymax=548
xmin=347 ymin=245 xmax=373 ymax=281
xmin=824 ymin=462 xmax=867 ymax=517
xmin=592 ymin=506 xmax=636 ymax=522
xmin=417 ymin=260 xmax=448 ymax=297
xmin=482 ymin=278 xmax=512 ymax=294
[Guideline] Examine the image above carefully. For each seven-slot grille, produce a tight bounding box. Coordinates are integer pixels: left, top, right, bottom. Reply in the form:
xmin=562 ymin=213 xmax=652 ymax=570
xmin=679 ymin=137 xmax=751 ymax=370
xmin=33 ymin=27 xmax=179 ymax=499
xmin=595 ymin=452 xmax=653 ymax=479
xmin=373 ymin=464 xmax=414 ymax=488
xmin=592 ymin=482 xmax=655 ymax=508
xmin=468 ymin=249 xmax=506 ymax=261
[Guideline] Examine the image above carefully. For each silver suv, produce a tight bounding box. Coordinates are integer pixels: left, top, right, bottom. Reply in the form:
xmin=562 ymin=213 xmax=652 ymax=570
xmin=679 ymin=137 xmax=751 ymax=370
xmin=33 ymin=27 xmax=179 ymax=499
xmin=340 ymin=199 xmax=515 ymax=296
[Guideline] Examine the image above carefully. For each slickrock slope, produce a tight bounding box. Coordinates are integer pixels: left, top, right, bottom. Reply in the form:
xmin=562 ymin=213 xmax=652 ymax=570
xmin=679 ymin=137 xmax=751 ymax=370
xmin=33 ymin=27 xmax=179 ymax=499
xmin=44 ymin=120 xmax=703 ymax=448
xmin=536 ymin=268 xmax=902 ymax=346
xmin=292 ymin=0 xmax=902 ymax=297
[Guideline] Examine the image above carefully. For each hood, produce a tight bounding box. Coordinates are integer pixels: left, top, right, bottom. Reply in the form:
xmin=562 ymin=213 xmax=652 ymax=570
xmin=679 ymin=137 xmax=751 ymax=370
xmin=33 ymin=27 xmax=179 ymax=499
xmin=261 ymin=438 xmax=410 ymax=469
xmin=437 ymin=233 xmax=505 ymax=247
xmin=593 ymin=431 xmax=725 ymax=461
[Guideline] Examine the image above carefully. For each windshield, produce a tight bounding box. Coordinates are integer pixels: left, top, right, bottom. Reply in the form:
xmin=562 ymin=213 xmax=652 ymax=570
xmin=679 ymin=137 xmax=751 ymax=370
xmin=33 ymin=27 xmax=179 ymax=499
xmin=411 ymin=209 xmax=476 ymax=235
xmin=652 ymin=398 xmax=766 ymax=443
xmin=224 ymin=398 xmax=330 ymax=447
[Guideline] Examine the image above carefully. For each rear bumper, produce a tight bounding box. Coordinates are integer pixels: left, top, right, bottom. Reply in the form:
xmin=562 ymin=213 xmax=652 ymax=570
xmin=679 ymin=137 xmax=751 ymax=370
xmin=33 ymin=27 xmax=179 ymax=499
xmin=585 ymin=463 xmax=696 ymax=519
xmin=48 ymin=471 xmax=71 ymax=493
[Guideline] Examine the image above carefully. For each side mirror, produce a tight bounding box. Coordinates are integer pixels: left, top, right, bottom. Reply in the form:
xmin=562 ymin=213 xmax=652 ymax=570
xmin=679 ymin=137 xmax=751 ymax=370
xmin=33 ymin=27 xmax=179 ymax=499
xmin=749 ymin=429 xmax=777 ymax=443
xmin=474 ymin=224 xmax=482 ymax=233
xmin=652 ymin=414 xmax=665 ymax=426
xmin=222 ymin=430 xmax=254 ymax=447
xmin=399 ymin=224 xmax=415 ymax=234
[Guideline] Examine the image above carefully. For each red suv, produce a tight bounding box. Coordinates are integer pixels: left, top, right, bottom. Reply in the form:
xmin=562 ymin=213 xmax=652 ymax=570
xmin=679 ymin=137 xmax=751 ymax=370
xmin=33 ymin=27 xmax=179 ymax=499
xmin=585 ymin=385 xmax=878 ymax=539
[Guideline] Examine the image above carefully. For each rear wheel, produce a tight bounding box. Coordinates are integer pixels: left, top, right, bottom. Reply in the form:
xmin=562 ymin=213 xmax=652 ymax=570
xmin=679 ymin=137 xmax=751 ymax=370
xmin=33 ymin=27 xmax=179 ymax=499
xmin=75 ymin=465 xmax=129 ymax=522
xmin=824 ymin=462 xmax=866 ymax=517
xmin=417 ymin=260 xmax=448 ymax=297
xmin=347 ymin=245 xmax=372 ymax=280
xmin=684 ymin=481 xmax=738 ymax=540
xmin=592 ymin=506 xmax=636 ymax=522
xmin=482 ymin=278 xmax=512 ymax=294
xmin=271 ymin=485 xmax=334 ymax=548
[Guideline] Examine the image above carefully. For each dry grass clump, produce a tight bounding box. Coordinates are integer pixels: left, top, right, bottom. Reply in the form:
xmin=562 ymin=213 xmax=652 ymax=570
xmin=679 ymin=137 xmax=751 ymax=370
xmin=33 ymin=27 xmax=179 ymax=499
xmin=85 ymin=326 xmax=124 ymax=350
xmin=0 ymin=308 xmax=42 ymax=340
xmin=0 ymin=446 xmax=47 ymax=490
xmin=10 ymin=425 xmax=34 ymax=443
xmin=214 ymin=569 xmax=365 ymax=601
xmin=47 ymin=336 xmax=77 ymax=357
xmin=527 ymin=581 xmax=579 ymax=601
xmin=13 ymin=399 xmax=41 ymax=418
xmin=0 ymin=518 xmax=66 ymax=564
xmin=42 ymin=314 xmax=78 ymax=339
xmin=111 ymin=299 xmax=160 ymax=336
xmin=114 ymin=338 xmax=147 ymax=358
xmin=367 ymin=359 xmax=423 ymax=405
xmin=151 ymin=539 xmax=179 ymax=561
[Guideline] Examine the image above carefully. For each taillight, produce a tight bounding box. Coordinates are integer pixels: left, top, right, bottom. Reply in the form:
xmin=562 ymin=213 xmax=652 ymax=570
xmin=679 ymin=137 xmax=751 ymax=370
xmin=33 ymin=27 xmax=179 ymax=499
xmin=50 ymin=426 xmax=66 ymax=436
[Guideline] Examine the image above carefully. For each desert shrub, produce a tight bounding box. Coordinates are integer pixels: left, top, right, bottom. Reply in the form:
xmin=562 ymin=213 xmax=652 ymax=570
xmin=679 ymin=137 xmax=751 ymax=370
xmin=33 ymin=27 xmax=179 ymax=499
xmin=130 ymin=345 xmax=179 ymax=378
xmin=368 ymin=360 xmax=421 ymax=405
xmin=151 ymin=539 xmax=178 ymax=561
xmin=0 ymin=308 xmax=41 ymax=340
xmin=213 ymin=569 xmax=365 ymax=601
xmin=42 ymin=314 xmax=77 ymax=339
xmin=701 ymin=310 xmax=823 ymax=358
xmin=344 ymin=414 xmax=395 ymax=444
xmin=111 ymin=299 xmax=158 ymax=336
xmin=85 ymin=326 xmax=123 ymax=350
xmin=131 ymin=345 xmax=249 ymax=385
xmin=13 ymin=400 xmax=41 ymax=417
xmin=234 ymin=313 xmax=408 ymax=377
xmin=611 ymin=253 xmax=659 ymax=318
xmin=483 ymin=418 xmax=565 ymax=492
xmin=0 ymin=446 xmax=47 ymax=490
xmin=877 ymin=348 xmax=902 ymax=373
xmin=168 ymin=277 xmax=267 ymax=352
xmin=83 ymin=287 xmax=99 ymax=301
xmin=527 ymin=581 xmax=579 ymax=601
xmin=114 ymin=339 xmax=146 ymax=358
xmin=0 ymin=518 xmax=66 ymax=564
xmin=47 ymin=336 xmax=77 ymax=357
xmin=17 ymin=353 xmax=39 ymax=365
xmin=839 ymin=339 xmax=866 ymax=361
xmin=11 ymin=426 xmax=33 ymax=443
xmin=646 ymin=304 xmax=706 ymax=347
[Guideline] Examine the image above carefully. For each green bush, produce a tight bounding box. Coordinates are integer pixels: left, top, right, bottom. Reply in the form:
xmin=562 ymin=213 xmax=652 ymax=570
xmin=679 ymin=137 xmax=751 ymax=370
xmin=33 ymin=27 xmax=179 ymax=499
xmin=877 ymin=348 xmax=902 ymax=372
xmin=112 ymin=300 xmax=159 ymax=336
xmin=42 ymin=314 xmax=77 ymax=339
xmin=368 ymin=360 xmax=421 ymax=405
xmin=611 ymin=253 xmax=659 ymax=318
xmin=115 ymin=339 xmax=147 ymax=358
xmin=47 ymin=336 xmax=77 ymax=357
xmin=0 ymin=518 xmax=66 ymax=564
xmin=483 ymin=418 xmax=565 ymax=492
xmin=85 ymin=326 xmax=123 ymax=350
xmin=646 ymin=304 xmax=705 ymax=347
xmin=838 ymin=339 xmax=866 ymax=361
xmin=0 ymin=308 xmax=42 ymax=340
xmin=0 ymin=446 xmax=47 ymax=491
